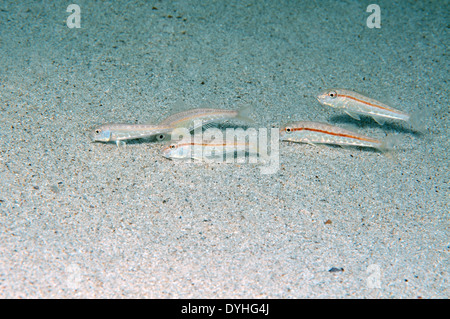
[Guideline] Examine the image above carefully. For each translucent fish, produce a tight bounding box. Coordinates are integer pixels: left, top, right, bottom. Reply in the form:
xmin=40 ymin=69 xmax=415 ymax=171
xmin=158 ymin=106 xmax=254 ymax=131
xmin=280 ymin=121 xmax=396 ymax=151
xmin=161 ymin=137 xmax=260 ymax=162
xmin=316 ymin=89 xmax=411 ymax=125
xmin=90 ymin=123 xmax=174 ymax=147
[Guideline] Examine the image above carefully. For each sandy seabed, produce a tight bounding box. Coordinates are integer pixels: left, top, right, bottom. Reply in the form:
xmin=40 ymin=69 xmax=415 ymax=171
xmin=0 ymin=0 xmax=448 ymax=298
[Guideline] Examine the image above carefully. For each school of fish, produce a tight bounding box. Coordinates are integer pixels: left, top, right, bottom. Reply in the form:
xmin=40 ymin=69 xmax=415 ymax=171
xmin=90 ymin=89 xmax=423 ymax=161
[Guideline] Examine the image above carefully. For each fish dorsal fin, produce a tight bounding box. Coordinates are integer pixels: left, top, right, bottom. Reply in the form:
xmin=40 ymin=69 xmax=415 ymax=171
xmin=235 ymin=104 xmax=255 ymax=123
xmin=156 ymin=98 xmax=190 ymax=125
xmin=145 ymin=101 xmax=188 ymax=125
xmin=344 ymin=111 xmax=361 ymax=121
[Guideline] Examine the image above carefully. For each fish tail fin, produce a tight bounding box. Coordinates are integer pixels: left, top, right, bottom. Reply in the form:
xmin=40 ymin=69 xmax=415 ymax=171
xmin=409 ymin=107 xmax=431 ymax=133
xmin=236 ymin=105 xmax=255 ymax=123
xmin=379 ymin=134 xmax=400 ymax=152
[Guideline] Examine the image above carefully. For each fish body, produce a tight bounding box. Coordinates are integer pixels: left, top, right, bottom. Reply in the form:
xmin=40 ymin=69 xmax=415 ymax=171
xmin=90 ymin=123 xmax=173 ymax=146
xmin=161 ymin=138 xmax=260 ymax=161
xmin=280 ymin=121 xmax=389 ymax=150
xmin=316 ymin=89 xmax=410 ymax=124
xmin=158 ymin=106 xmax=253 ymax=130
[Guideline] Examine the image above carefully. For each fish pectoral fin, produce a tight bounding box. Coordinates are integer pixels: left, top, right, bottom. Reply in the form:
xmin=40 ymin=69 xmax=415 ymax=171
xmin=116 ymin=140 xmax=126 ymax=148
xmin=305 ymin=141 xmax=319 ymax=147
xmin=372 ymin=116 xmax=386 ymax=125
xmin=344 ymin=111 xmax=361 ymax=121
xmin=191 ymin=155 xmax=205 ymax=162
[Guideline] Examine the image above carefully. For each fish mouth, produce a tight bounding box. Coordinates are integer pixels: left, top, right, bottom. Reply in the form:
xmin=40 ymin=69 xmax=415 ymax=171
xmin=316 ymin=90 xmax=329 ymax=102
xmin=278 ymin=127 xmax=287 ymax=137
xmin=316 ymin=95 xmax=326 ymax=103
xmin=161 ymin=152 xmax=172 ymax=159
xmin=88 ymin=132 xmax=97 ymax=142
xmin=160 ymin=147 xmax=171 ymax=158
xmin=89 ymin=134 xmax=108 ymax=143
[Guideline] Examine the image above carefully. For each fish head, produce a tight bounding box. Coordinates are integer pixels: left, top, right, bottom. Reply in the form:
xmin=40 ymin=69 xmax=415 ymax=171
xmin=279 ymin=123 xmax=295 ymax=141
xmin=317 ymin=89 xmax=342 ymax=108
xmin=90 ymin=124 xmax=112 ymax=142
xmin=279 ymin=122 xmax=307 ymax=142
xmin=161 ymin=142 xmax=191 ymax=160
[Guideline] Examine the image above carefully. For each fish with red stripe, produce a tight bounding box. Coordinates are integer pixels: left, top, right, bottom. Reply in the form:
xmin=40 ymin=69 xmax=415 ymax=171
xmin=316 ymin=89 xmax=426 ymax=131
xmin=279 ymin=121 xmax=396 ymax=151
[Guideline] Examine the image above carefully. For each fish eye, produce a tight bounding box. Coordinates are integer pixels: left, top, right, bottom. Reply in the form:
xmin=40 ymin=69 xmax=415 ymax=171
xmin=328 ymin=91 xmax=338 ymax=99
xmin=156 ymin=134 xmax=165 ymax=141
xmin=285 ymin=127 xmax=292 ymax=133
xmin=169 ymin=144 xmax=176 ymax=149
xmin=95 ymin=129 xmax=101 ymax=134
